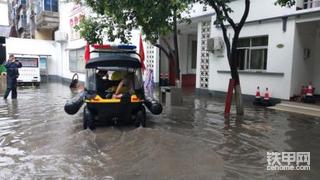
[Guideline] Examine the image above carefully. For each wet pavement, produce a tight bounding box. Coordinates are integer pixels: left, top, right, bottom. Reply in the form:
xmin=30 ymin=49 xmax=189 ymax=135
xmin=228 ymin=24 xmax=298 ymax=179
xmin=0 ymin=82 xmax=319 ymax=180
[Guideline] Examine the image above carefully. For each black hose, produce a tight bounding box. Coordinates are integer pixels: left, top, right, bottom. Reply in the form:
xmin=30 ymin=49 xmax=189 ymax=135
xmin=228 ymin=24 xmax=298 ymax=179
xmin=64 ymin=91 xmax=86 ymax=115
xmin=144 ymin=96 xmax=162 ymax=115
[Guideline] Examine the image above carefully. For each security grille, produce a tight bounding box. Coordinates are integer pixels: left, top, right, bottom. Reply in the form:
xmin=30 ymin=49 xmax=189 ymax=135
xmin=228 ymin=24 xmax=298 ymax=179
xmin=200 ymin=21 xmax=211 ymax=89
xmin=145 ymin=44 xmax=155 ymax=70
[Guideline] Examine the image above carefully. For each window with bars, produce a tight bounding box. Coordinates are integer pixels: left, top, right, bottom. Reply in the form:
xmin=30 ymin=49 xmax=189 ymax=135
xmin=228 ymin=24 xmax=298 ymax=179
xmin=237 ymin=36 xmax=268 ymax=70
xmin=44 ymin=0 xmax=58 ymax=12
xmin=69 ymin=48 xmax=85 ymax=73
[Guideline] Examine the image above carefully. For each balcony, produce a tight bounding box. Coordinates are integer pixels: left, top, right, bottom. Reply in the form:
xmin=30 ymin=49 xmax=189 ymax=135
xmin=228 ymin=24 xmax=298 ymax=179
xmin=36 ymin=10 xmax=59 ymax=30
xmin=35 ymin=0 xmax=59 ymax=30
xmin=297 ymin=0 xmax=320 ymax=10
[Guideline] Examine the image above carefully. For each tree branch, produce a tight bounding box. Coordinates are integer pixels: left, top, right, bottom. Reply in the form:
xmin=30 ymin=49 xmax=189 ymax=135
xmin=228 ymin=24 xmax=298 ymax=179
xmin=220 ymin=22 xmax=231 ymax=60
xmin=154 ymin=43 xmax=170 ymax=59
xmin=162 ymin=37 xmax=173 ymax=52
xmin=237 ymin=0 xmax=250 ymax=32
xmin=218 ymin=2 xmax=236 ymax=30
xmin=210 ymin=1 xmax=231 ymax=60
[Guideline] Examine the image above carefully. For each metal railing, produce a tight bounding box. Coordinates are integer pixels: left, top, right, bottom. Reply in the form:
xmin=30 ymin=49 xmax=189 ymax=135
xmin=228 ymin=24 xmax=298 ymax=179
xmin=35 ymin=0 xmax=59 ymax=15
xmin=302 ymin=0 xmax=320 ymax=9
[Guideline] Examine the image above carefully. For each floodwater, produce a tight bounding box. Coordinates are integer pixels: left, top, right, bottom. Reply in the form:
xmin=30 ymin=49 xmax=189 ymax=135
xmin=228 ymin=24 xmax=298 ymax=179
xmin=0 ymin=82 xmax=319 ymax=180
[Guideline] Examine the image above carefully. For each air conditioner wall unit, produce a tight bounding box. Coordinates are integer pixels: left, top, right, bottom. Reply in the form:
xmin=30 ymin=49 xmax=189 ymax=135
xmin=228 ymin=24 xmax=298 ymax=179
xmin=207 ymin=37 xmax=224 ymax=53
xmin=296 ymin=0 xmax=304 ymax=10
xmin=54 ymin=31 xmax=68 ymax=42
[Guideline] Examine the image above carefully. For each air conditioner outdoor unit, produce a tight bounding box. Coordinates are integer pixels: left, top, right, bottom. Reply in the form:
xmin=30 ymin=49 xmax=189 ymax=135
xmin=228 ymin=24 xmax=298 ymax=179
xmin=54 ymin=31 xmax=68 ymax=42
xmin=295 ymin=0 xmax=304 ymax=10
xmin=207 ymin=37 xmax=224 ymax=52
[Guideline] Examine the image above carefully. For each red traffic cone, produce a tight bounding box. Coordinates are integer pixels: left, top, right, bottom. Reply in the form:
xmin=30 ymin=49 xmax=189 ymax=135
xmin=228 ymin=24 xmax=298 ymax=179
xmin=264 ymin=87 xmax=270 ymax=101
xmin=256 ymin=86 xmax=261 ymax=99
xmin=262 ymin=87 xmax=272 ymax=106
xmin=304 ymin=81 xmax=316 ymax=104
xmin=253 ymin=86 xmax=262 ymax=105
xmin=306 ymin=81 xmax=313 ymax=97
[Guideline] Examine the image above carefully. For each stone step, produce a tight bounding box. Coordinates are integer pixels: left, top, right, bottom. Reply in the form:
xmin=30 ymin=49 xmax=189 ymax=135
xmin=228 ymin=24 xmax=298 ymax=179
xmin=279 ymin=101 xmax=320 ymax=111
xmin=268 ymin=101 xmax=320 ymax=117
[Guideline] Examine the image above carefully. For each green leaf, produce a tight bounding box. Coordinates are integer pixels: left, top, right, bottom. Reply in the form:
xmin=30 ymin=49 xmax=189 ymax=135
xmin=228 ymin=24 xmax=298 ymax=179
xmin=76 ymin=0 xmax=193 ymax=44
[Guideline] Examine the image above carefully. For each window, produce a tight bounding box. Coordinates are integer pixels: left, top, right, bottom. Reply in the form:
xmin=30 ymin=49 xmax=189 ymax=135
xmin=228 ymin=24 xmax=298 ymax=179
xmin=303 ymin=0 xmax=320 ymax=9
xmin=191 ymin=40 xmax=197 ymax=69
xmin=237 ymin=36 xmax=268 ymax=70
xmin=20 ymin=13 xmax=27 ymax=27
xmin=20 ymin=0 xmax=26 ymax=5
xmin=44 ymin=0 xmax=58 ymax=12
xmin=86 ymin=69 xmax=96 ymax=91
xmin=69 ymin=48 xmax=85 ymax=73
xmin=16 ymin=57 xmax=38 ymax=67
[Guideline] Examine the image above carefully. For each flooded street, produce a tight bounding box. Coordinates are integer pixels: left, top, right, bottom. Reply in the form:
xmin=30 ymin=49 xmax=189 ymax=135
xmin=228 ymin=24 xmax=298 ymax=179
xmin=0 ymin=82 xmax=319 ymax=179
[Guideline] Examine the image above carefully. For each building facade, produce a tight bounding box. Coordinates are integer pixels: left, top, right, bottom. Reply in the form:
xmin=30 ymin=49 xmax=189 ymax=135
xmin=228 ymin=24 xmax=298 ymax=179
xmin=163 ymin=0 xmax=320 ymax=100
xmin=1 ymin=0 xmax=159 ymax=83
xmin=1 ymin=0 xmax=60 ymax=77
xmin=55 ymin=1 xmax=159 ymax=83
xmin=3 ymin=0 xmax=320 ymax=101
xmin=210 ymin=0 xmax=320 ymax=99
xmin=7 ymin=0 xmax=59 ymax=39
xmin=159 ymin=3 xmax=214 ymax=87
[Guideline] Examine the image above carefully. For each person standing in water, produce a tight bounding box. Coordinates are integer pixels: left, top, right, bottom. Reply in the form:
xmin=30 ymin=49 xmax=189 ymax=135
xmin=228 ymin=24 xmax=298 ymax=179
xmin=3 ymin=55 xmax=22 ymax=99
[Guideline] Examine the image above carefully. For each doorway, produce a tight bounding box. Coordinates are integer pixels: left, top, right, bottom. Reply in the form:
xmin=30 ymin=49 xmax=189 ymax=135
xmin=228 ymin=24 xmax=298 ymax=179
xmin=182 ymin=35 xmax=197 ymax=87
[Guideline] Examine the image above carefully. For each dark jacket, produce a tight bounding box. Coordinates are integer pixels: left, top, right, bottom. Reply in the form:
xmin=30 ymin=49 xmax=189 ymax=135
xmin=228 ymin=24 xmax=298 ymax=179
xmin=5 ymin=60 xmax=22 ymax=79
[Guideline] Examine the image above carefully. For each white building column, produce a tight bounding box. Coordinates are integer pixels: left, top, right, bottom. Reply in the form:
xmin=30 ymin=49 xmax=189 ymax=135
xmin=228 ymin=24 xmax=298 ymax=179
xmin=196 ymin=21 xmax=211 ymax=89
xmin=144 ymin=43 xmax=159 ymax=84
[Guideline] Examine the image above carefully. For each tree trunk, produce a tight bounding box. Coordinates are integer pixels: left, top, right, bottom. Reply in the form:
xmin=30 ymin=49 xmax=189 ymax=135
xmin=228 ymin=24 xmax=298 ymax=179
xmin=173 ymin=8 xmax=180 ymax=83
xmin=234 ymin=83 xmax=244 ymax=115
xmin=230 ymin=52 xmax=244 ymax=116
xmin=209 ymin=0 xmax=250 ymax=116
xmin=168 ymin=52 xmax=176 ymax=86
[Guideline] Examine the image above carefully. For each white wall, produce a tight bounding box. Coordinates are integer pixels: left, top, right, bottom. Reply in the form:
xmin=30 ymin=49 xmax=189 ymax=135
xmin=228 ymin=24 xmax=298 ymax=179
xmin=209 ymin=18 xmax=296 ymax=99
xmin=159 ymin=26 xmax=199 ymax=81
xmin=57 ymin=2 xmax=153 ymax=82
xmin=159 ymin=37 xmax=169 ymax=75
xmin=186 ymin=34 xmax=197 ymax=74
xmin=61 ymin=40 xmax=87 ymax=82
xmin=179 ymin=34 xmax=189 ymax=75
xmin=0 ymin=0 xmax=9 ymax=26
xmin=6 ymin=38 xmax=61 ymax=76
xmin=57 ymin=1 xmax=86 ymax=81
xmin=291 ymin=22 xmax=320 ymax=95
xmin=183 ymin=2 xmax=214 ymax=19
xmin=158 ymin=34 xmax=193 ymax=81
xmin=153 ymin=47 xmax=160 ymax=83
xmin=219 ymin=0 xmax=295 ymax=23
xmin=291 ymin=23 xmax=316 ymax=96
xmin=314 ymin=29 xmax=320 ymax=94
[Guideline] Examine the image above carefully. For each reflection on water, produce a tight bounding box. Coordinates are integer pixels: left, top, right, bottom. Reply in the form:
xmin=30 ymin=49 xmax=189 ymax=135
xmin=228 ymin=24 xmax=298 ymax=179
xmin=0 ymin=82 xmax=319 ymax=179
